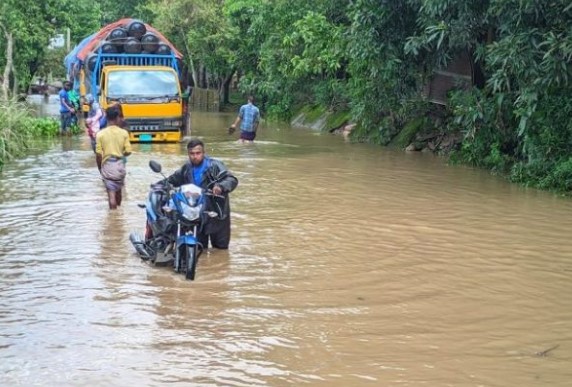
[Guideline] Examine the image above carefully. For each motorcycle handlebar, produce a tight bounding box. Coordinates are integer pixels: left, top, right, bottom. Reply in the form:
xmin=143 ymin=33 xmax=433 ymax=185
xmin=149 ymin=182 xmax=224 ymax=201
xmin=204 ymin=191 xmax=224 ymax=199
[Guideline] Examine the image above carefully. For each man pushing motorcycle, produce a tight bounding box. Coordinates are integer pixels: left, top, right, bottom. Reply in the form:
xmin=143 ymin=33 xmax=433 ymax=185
xmin=164 ymin=139 xmax=238 ymax=249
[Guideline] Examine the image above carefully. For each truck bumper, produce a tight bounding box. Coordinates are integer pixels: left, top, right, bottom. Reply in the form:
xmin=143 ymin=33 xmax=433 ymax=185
xmin=129 ymin=131 xmax=182 ymax=143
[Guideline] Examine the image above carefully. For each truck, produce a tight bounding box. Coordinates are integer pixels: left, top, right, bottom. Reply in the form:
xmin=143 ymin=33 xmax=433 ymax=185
xmin=65 ymin=18 xmax=190 ymax=143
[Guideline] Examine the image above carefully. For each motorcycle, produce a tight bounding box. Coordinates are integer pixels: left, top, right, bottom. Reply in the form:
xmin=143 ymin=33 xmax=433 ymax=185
xmin=129 ymin=160 xmax=221 ymax=280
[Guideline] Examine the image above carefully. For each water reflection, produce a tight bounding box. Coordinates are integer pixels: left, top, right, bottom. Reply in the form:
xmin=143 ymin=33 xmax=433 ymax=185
xmin=27 ymin=94 xmax=61 ymax=117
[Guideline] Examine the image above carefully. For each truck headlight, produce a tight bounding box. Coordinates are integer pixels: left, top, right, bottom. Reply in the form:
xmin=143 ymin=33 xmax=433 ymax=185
xmin=166 ymin=119 xmax=182 ymax=127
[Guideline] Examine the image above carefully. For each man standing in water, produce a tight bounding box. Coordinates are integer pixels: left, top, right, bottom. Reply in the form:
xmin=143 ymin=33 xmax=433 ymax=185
xmin=95 ymin=104 xmax=132 ymax=210
xmin=58 ymin=81 xmax=75 ymax=135
xmin=165 ymin=139 xmax=238 ymax=249
xmin=229 ymin=95 xmax=260 ymax=143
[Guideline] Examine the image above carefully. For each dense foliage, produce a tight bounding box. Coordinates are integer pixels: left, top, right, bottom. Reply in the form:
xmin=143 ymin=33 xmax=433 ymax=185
xmin=1 ymin=0 xmax=571 ymax=192
xmin=152 ymin=0 xmax=571 ymax=192
xmin=0 ymin=0 xmax=103 ymax=91
xmin=411 ymin=0 xmax=572 ymax=192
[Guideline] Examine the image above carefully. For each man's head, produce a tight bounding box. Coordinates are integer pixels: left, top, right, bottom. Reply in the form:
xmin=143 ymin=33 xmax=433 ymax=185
xmin=106 ymin=104 xmax=122 ymax=124
xmin=63 ymin=81 xmax=72 ymax=91
xmin=247 ymin=95 xmax=255 ymax=104
xmin=187 ymin=139 xmax=205 ymax=166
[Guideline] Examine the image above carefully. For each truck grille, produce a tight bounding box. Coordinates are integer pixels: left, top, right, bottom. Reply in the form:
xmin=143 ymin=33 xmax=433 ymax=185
xmin=130 ymin=124 xmax=161 ymax=131
xmin=125 ymin=118 xmax=181 ymax=132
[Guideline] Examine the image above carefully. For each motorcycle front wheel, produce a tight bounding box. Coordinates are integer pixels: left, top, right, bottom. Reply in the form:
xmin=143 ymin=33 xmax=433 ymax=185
xmin=185 ymin=245 xmax=198 ymax=281
xmin=174 ymin=243 xmax=182 ymax=273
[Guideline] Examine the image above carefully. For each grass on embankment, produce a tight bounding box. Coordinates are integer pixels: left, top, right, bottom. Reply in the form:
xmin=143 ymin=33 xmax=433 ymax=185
xmin=0 ymin=100 xmax=80 ymax=171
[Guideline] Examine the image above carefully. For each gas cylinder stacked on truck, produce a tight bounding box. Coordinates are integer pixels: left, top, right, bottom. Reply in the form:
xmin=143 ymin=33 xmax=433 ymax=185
xmin=85 ymin=20 xmax=173 ymax=75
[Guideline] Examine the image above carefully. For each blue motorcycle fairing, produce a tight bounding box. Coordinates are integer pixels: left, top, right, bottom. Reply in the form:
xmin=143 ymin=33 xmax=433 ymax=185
xmin=171 ymin=191 xmax=189 ymax=213
xmin=146 ymin=188 xmax=169 ymax=222
xmin=146 ymin=200 xmax=157 ymax=222
xmin=177 ymin=234 xmax=198 ymax=248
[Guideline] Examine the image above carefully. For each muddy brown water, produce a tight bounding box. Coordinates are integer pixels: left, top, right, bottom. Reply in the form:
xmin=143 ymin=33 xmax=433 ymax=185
xmin=1 ymin=99 xmax=572 ymax=386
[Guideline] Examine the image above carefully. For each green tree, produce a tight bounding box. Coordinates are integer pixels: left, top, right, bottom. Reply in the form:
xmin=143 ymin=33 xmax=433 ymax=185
xmin=150 ymin=0 xmax=241 ymax=103
xmin=346 ymin=0 xmax=419 ymax=144
xmin=0 ymin=0 xmax=62 ymax=93
xmin=245 ymin=0 xmax=351 ymax=117
xmin=62 ymin=0 xmax=103 ymax=44
xmin=0 ymin=0 xmax=104 ymax=94
xmin=99 ymin=0 xmax=152 ymax=26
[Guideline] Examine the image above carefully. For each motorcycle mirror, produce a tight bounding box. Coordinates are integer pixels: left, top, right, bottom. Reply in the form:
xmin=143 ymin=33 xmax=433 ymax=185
xmin=149 ymin=160 xmax=162 ymax=173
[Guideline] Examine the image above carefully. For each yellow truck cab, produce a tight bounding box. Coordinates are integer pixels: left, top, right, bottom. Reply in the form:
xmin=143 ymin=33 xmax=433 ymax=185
xmin=100 ymin=65 xmax=184 ymax=142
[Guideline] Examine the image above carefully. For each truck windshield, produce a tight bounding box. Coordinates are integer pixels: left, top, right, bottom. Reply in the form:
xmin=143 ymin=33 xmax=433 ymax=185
xmin=107 ymin=70 xmax=179 ymax=99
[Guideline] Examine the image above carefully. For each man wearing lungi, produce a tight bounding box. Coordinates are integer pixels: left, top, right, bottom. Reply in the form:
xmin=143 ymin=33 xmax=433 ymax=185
xmin=95 ymin=104 xmax=132 ymax=210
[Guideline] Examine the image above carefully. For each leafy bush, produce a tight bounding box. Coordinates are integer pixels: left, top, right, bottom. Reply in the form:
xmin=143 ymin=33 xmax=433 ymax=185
xmin=446 ymin=86 xmax=572 ymax=192
xmin=0 ymin=101 xmax=32 ymax=167
xmin=446 ymin=88 xmax=516 ymax=172
xmin=24 ymin=117 xmax=62 ymax=137
xmin=511 ymin=158 xmax=572 ymax=193
xmin=549 ymin=158 xmax=572 ymax=193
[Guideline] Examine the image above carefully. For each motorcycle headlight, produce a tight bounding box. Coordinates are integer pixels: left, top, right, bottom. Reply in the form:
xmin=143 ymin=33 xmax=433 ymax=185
xmin=180 ymin=202 xmax=201 ymax=221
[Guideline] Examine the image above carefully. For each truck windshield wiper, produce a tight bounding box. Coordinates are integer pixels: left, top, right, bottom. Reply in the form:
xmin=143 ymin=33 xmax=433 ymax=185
xmin=143 ymin=95 xmax=180 ymax=101
xmin=108 ymin=94 xmax=140 ymax=101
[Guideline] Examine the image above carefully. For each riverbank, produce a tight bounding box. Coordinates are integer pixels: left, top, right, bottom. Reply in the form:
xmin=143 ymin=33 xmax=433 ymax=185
xmin=291 ymin=105 xmax=461 ymax=153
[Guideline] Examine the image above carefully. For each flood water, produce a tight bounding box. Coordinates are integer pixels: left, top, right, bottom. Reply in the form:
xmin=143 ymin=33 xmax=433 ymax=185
xmin=1 ymin=98 xmax=572 ymax=386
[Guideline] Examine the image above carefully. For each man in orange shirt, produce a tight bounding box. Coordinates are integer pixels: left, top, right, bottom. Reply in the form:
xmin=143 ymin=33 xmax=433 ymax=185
xmin=95 ymin=104 xmax=132 ymax=210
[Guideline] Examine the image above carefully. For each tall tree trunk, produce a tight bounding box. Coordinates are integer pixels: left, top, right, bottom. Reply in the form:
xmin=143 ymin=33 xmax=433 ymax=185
xmin=193 ymin=68 xmax=200 ymax=88
xmin=216 ymin=76 xmax=224 ymax=101
xmin=11 ymin=65 xmax=18 ymax=97
xmin=178 ymin=29 xmax=197 ymax=87
xmin=200 ymin=65 xmax=207 ymax=89
xmin=222 ymin=69 xmax=235 ymax=104
xmin=0 ymin=23 xmax=14 ymax=100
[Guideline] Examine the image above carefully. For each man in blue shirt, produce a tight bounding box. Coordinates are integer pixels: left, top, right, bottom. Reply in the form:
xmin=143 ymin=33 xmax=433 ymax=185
xmin=58 ymin=81 xmax=75 ymax=135
xmin=230 ymin=95 xmax=260 ymax=143
xmin=165 ymin=139 xmax=239 ymax=249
